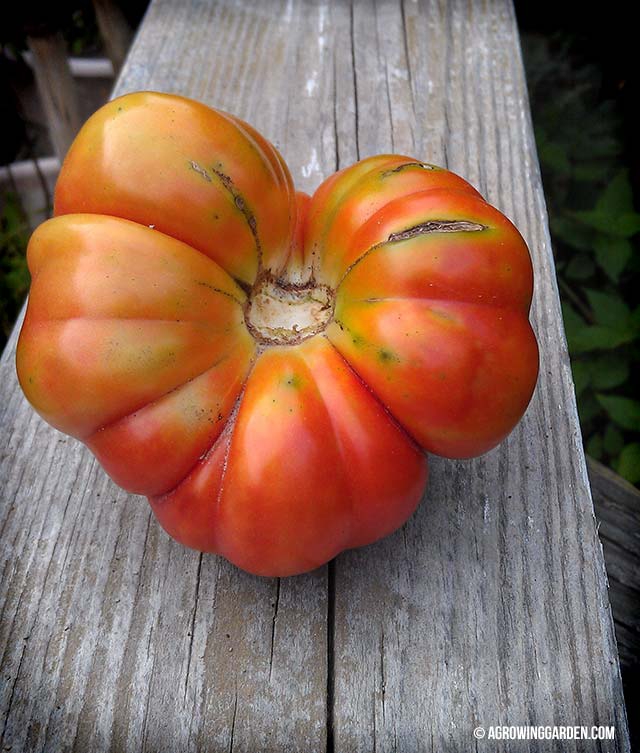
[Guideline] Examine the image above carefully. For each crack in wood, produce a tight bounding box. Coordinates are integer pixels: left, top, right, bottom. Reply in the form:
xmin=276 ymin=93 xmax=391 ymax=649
xmin=145 ymin=623 xmax=154 ymax=662
xmin=0 ymin=637 xmax=27 ymax=748
xmin=380 ymin=629 xmax=386 ymax=725
xmin=332 ymin=47 xmax=340 ymax=173
xmin=349 ymin=0 xmax=360 ymax=161
xmin=140 ymin=640 xmax=157 ymax=753
xmin=1 ymin=458 xmax=88 ymax=749
xmin=399 ymin=0 xmax=416 ymax=118
xmin=228 ymin=689 xmax=238 ymax=753
xmin=384 ymin=66 xmax=395 ymax=154
xmin=326 ymin=560 xmax=336 ymax=753
xmin=268 ymin=578 xmax=280 ymax=682
xmin=183 ymin=552 xmax=203 ymax=703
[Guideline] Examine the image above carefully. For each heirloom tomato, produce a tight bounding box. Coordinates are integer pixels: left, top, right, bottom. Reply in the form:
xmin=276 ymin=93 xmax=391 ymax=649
xmin=16 ymin=92 xmax=538 ymax=576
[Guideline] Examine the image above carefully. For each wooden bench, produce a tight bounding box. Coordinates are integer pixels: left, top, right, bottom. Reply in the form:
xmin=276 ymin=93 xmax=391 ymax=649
xmin=588 ymin=457 xmax=640 ymax=676
xmin=0 ymin=1 xmax=631 ymax=750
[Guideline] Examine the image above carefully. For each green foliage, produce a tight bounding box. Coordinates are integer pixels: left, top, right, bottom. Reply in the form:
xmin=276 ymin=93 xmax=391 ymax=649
xmin=523 ymin=34 xmax=640 ymax=485
xmin=618 ymin=444 xmax=640 ymax=484
xmin=0 ymin=192 xmax=30 ymax=347
xmin=65 ymin=6 xmax=102 ymax=56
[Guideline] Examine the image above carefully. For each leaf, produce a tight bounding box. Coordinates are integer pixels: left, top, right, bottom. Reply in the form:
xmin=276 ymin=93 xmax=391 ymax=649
xmin=569 ymin=326 xmax=634 ymax=353
xmin=551 ymin=215 xmax=595 ymax=251
xmin=565 ymin=254 xmax=595 ymax=280
xmin=573 ymin=161 xmax=612 ymax=183
xmin=596 ymin=395 xmax=640 ymax=431
xmin=570 ymin=360 xmax=590 ymax=397
xmin=2 ymin=199 xmax=23 ymax=230
xmin=584 ymin=137 xmax=623 ymax=160
xmin=595 ymin=169 xmax=634 ymax=215
xmin=613 ymin=213 xmax=640 ymax=237
xmin=539 ymin=141 xmax=571 ymax=175
xmin=561 ymin=301 xmax=586 ymax=335
xmin=533 ymin=124 xmax=548 ymax=146
xmin=617 ymin=443 xmax=640 ymax=485
xmin=588 ymin=356 xmax=629 ymax=390
xmin=571 ymin=172 xmax=640 ymax=239
xmin=593 ymin=235 xmax=633 ymax=281
xmin=571 ymin=209 xmax=640 ymax=238
xmin=584 ymin=289 xmax=631 ymax=329
xmin=577 ymin=393 xmax=601 ymax=424
xmin=603 ymin=425 xmax=624 ymax=456
xmin=586 ymin=433 xmax=603 ymax=460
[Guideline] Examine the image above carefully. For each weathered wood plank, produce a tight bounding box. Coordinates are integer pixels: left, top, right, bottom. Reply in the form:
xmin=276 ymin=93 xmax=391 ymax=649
xmin=2 ymin=3 xmax=331 ymax=752
xmin=26 ymin=31 xmax=82 ymax=160
xmin=588 ymin=457 xmax=640 ymax=671
xmin=329 ymin=2 xmax=629 ymax=751
xmin=0 ymin=1 xmax=630 ymax=751
xmin=92 ymin=0 xmax=134 ymax=75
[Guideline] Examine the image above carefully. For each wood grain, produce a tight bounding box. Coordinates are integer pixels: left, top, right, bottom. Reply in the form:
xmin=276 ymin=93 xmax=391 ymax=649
xmin=588 ymin=457 xmax=640 ymax=671
xmin=92 ymin=0 xmax=134 ymax=75
xmin=0 ymin=1 xmax=630 ymax=751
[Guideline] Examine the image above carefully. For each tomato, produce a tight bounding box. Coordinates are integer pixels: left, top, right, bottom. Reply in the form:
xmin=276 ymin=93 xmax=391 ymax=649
xmin=16 ymin=92 xmax=538 ymax=576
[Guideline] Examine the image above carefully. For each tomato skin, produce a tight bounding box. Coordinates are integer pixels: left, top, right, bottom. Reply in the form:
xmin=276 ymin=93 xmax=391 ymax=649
xmin=150 ymin=337 xmax=427 ymax=577
xmin=327 ymin=300 xmax=538 ymax=458
xmin=313 ymin=175 xmax=539 ymax=459
xmin=54 ymin=91 xmax=296 ymax=284
xmin=306 ymin=158 xmax=483 ymax=286
xmin=16 ymin=92 xmax=538 ymax=576
xmin=16 ymin=214 xmax=252 ymax=441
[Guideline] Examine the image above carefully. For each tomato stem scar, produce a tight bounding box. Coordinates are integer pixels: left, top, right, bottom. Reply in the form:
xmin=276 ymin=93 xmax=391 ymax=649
xmin=244 ymin=273 xmax=335 ymax=346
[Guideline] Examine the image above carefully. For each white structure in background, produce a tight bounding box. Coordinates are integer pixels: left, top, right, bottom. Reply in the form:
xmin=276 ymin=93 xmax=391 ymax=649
xmin=1 ymin=57 xmax=114 ymax=230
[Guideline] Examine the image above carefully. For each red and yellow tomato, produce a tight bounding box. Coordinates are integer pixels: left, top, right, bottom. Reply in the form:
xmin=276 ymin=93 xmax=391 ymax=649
xmin=16 ymin=92 xmax=538 ymax=576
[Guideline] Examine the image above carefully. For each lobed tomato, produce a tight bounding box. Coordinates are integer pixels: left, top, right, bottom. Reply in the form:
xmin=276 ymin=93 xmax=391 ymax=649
xmin=16 ymin=92 xmax=538 ymax=576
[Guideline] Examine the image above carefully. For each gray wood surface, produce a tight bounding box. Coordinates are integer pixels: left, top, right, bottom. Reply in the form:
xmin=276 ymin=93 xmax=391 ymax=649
xmin=588 ymin=457 xmax=640 ymax=671
xmin=92 ymin=0 xmax=134 ymax=75
xmin=0 ymin=1 xmax=630 ymax=751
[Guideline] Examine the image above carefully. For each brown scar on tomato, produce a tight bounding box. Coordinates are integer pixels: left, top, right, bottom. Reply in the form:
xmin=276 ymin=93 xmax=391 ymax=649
xmin=210 ymin=165 xmax=262 ymax=272
xmin=337 ymin=218 xmax=488 ymax=289
xmin=188 ymin=160 xmax=263 ymax=274
xmin=188 ymin=160 xmax=212 ymax=182
xmin=380 ymin=161 xmax=437 ymax=177
xmin=388 ymin=219 xmax=486 ymax=242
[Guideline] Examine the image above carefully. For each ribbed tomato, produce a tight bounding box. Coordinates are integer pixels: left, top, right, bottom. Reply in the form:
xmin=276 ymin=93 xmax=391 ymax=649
xmin=16 ymin=92 xmax=538 ymax=576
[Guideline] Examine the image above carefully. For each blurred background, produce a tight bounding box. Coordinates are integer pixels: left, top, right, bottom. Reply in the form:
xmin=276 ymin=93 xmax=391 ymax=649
xmin=1 ymin=0 xmax=638 ymax=739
